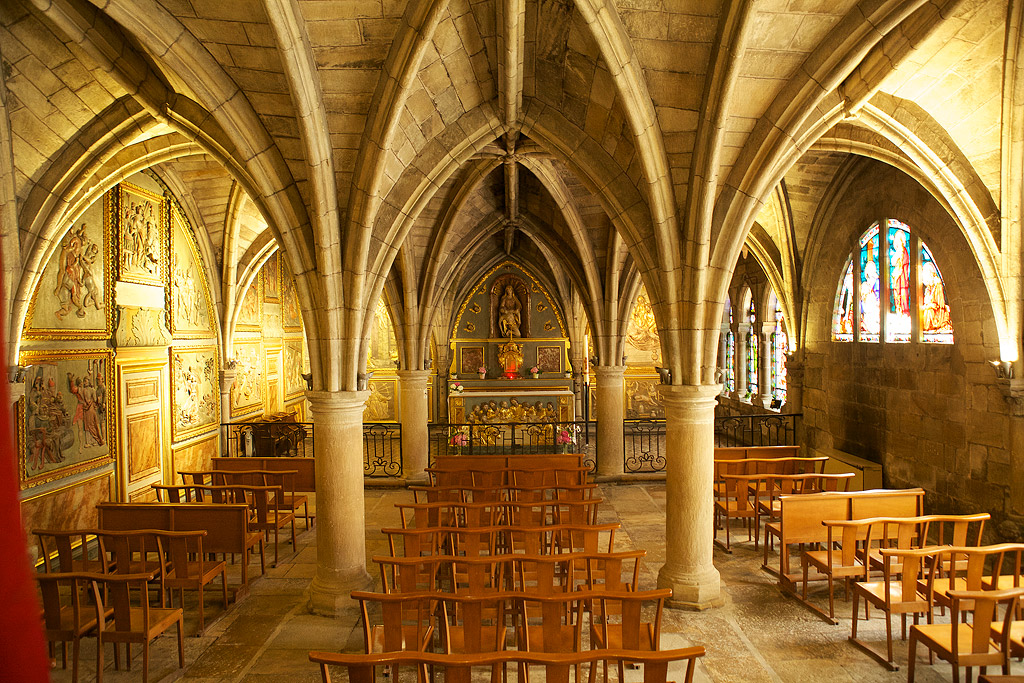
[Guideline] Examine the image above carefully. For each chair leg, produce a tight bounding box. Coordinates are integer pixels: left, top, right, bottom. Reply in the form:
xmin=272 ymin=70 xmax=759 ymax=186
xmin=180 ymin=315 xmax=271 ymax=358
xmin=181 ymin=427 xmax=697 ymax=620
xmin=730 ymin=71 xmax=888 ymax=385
xmin=198 ymin=583 xmax=205 ymax=636
xmin=885 ymin=612 xmax=893 ymax=664
xmin=178 ymin=616 xmax=185 ymax=667
xmin=126 ymin=643 xmax=131 ymax=670
xmin=908 ymin=632 xmax=918 ymax=683
xmin=827 ymin=574 xmax=835 ymax=620
xmin=95 ymin=636 xmax=104 ymax=683
xmin=71 ymin=637 xmax=80 ymax=683
xmin=850 ymin=591 xmax=859 ymax=639
xmin=274 ymin=526 xmax=279 ymax=567
xmin=222 ymin=567 xmax=229 ymax=610
xmin=142 ymin=640 xmax=149 ymax=683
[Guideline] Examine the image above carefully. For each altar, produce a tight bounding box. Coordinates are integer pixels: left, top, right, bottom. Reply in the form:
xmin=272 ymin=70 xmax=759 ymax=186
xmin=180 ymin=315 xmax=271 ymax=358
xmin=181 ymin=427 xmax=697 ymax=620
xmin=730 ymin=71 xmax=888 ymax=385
xmin=447 ymin=380 xmax=575 ymax=425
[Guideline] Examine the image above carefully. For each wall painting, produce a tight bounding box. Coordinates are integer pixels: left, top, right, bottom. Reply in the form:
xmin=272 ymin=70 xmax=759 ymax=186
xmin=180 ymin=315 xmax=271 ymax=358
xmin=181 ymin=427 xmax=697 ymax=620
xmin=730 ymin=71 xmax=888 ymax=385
xmin=536 ymin=346 xmax=561 ymax=373
xmin=230 ymin=340 xmax=264 ymax=416
xmin=364 ymin=377 xmax=396 ymax=421
xmin=264 ymin=253 xmax=280 ymax=302
xmin=170 ymin=345 xmax=219 ymax=441
xmin=236 ymin=273 xmax=262 ymax=330
xmin=281 ymin=261 xmax=303 ymax=331
xmin=19 ymin=350 xmax=114 ymax=488
xmin=284 ymin=339 xmax=305 ymax=399
xmin=24 ymin=196 xmax=111 ymax=339
xmin=118 ymin=182 xmax=166 ymax=287
xmin=169 ymin=205 xmax=214 ymax=338
xmin=461 ymin=347 xmax=484 ymax=376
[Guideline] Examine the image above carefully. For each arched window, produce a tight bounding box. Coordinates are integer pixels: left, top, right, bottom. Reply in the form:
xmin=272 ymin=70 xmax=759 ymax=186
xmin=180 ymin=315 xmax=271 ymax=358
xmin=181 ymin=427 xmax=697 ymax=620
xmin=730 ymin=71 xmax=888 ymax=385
xmin=831 ymin=219 xmax=953 ymax=344
xmin=770 ymin=298 xmax=787 ymax=402
xmin=746 ymin=299 xmax=758 ymax=395
xmin=725 ymin=330 xmax=735 ymax=393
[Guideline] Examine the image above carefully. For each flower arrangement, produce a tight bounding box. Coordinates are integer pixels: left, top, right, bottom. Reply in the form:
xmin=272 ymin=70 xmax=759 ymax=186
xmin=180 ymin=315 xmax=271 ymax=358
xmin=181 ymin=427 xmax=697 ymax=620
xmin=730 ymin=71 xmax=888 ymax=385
xmin=529 ymin=366 xmax=539 ymax=375
xmin=449 ymin=432 xmax=469 ymax=447
xmin=478 ymin=365 xmax=486 ymax=374
xmin=556 ymin=423 xmax=580 ymax=450
xmin=448 ymin=381 xmax=464 ymax=394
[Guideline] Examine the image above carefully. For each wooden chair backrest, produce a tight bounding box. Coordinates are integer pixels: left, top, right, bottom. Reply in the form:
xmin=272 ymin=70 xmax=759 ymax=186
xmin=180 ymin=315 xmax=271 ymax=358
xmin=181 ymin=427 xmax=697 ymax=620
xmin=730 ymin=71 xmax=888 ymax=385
xmin=451 ymin=556 xmax=505 ymax=594
xmin=159 ymin=530 xmax=208 ymax=580
xmin=384 ymin=527 xmax=449 ymax=558
xmin=594 ymin=589 xmax=671 ymax=650
xmin=33 ymin=529 xmax=97 ymax=573
xmin=307 ymin=647 xmax=706 ymax=683
xmin=95 ymin=529 xmax=163 ymax=574
xmin=35 ymin=572 xmax=94 ymax=637
xmin=376 ymin=556 xmax=443 ymax=593
xmin=518 ymin=592 xmax=584 ymax=652
xmin=948 ymin=588 xmax=1024 ymax=656
xmin=940 ymin=544 xmax=1024 ymax=591
xmin=93 ymin=572 xmax=157 ymax=636
xmin=714 ymin=446 xmax=800 ymax=460
xmin=177 ymin=470 xmax=215 ymax=486
xmin=351 ymin=590 xmax=435 ymax=654
xmin=878 ymin=546 xmax=944 ymax=605
xmin=438 ymin=593 xmax=507 ymax=653
xmin=920 ymin=513 xmax=990 ymax=547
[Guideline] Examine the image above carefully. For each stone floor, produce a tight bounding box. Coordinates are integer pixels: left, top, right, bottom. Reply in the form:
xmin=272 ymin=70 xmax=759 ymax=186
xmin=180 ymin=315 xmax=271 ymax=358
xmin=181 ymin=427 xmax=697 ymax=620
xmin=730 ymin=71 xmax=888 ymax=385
xmin=46 ymin=483 xmax=978 ymax=682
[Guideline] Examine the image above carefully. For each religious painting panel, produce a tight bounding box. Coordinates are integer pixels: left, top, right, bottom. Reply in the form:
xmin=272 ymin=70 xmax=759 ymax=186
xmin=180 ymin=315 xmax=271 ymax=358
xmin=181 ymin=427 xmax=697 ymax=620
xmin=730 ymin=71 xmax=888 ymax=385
xmin=236 ymin=273 xmax=262 ymax=330
xmin=171 ymin=433 xmax=218 ymax=481
xmin=127 ymin=410 xmax=161 ymax=483
xmin=367 ymin=297 xmax=399 ymax=369
xmin=282 ymin=261 xmax=303 ymax=331
xmin=118 ymin=182 xmax=166 ymax=287
xmin=24 ymin=195 xmax=111 ymax=339
xmin=230 ymin=340 xmax=264 ymax=416
xmin=169 ymin=205 xmax=214 ymax=338
xmin=490 ymin=274 xmax=530 ymax=338
xmin=625 ymin=378 xmax=665 ymax=419
xmin=19 ymin=350 xmax=114 ymax=488
xmin=284 ymin=339 xmax=305 ymax=399
xmin=264 ymin=253 xmax=280 ymax=302
xmin=536 ymin=346 xmax=561 ymax=373
xmin=170 ymin=345 xmax=219 ymax=441
xmin=460 ymin=346 xmax=484 ymax=376
xmin=21 ymin=471 xmax=112 ymax=564
xmin=364 ymin=377 xmax=397 ymax=421
xmin=625 ymin=286 xmax=661 ymax=365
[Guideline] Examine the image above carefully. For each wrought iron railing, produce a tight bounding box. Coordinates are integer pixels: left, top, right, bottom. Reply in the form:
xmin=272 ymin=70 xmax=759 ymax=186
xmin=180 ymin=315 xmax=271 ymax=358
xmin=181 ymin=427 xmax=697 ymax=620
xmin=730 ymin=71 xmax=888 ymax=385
xmin=222 ymin=421 xmax=312 ymax=458
xmin=363 ymin=422 xmax=403 ymax=477
xmin=623 ymin=419 xmax=666 ymax=473
xmin=428 ymin=421 xmax=597 ymax=472
xmin=714 ymin=413 xmax=800 ymax=446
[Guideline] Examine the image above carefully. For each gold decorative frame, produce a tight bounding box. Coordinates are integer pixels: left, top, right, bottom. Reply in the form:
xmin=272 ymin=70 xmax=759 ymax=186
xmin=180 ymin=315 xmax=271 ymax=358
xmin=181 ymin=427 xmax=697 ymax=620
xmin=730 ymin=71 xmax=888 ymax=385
xmin=126 ymin=409 xmax=161 ymax=483
xmin=451 ymin=260 xmax=568 ymax=340
xmin=230 ymin=339 xmax=265 ymax=417
xmin=364 ymin=376 xmax=398 ymax=422
xmin=284 ymin=339 xmax=305 ymax=399
xmin=169 ymin=344 xmax=220 ymax=442
xmin=18 ymin=348 xmax=115 ymax=489
xmin=23 ymin=193 xmax=114 ymax=340
xmin=167 ymin=203 xmax=216 ymax=339
xmin=117 ymin=182 xmax=168 ymax=288
xmin=264 ymin=252 xmax=280 ymax=302
xmin=281 ymin=259 xmax=303 ymax=332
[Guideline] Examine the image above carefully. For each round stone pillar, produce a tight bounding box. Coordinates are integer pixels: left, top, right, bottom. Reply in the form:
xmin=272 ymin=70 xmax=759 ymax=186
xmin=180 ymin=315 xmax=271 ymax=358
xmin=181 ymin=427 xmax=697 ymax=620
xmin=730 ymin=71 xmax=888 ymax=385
xmin=219 ymin=367 xmax=237 ymax=455
xmin=397 ymin=370 xmax=431 ymax=482
xmin=760 ymin=324 xmax=774 ymax=409
xmin=657 ymin=384 xmax=723 ymax=609
xmin=594 ymin=365 xmax=625 ymax=477
xmin=306 ymin=389 xmax=373 ymax=614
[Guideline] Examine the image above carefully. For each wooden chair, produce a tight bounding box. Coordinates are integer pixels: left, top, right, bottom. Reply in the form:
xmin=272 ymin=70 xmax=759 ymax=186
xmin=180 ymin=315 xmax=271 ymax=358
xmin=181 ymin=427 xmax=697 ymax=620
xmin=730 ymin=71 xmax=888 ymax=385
xmin=908 ymin=588 xmax=1024 ymax=683
xmin=246 ymin=485 xmax=297 ymax=567
xmin=260 ymin=469 xmax=311 ymax=530
xmin=927 ymin=545 xmax=1024 ymax=613
xmin=158 ymin=530 xmax=228 ymax=635
xmin=92 ymin=571 xmax=185 ymax=683
xmin=152 ymin=484 xmax=201 ymax=503
xmin=351 ymin=591 xmax=436 ymax=652
xmin=588 ymin=589 xmax=670 ymax=683
xmin=376 ymin=556 xmax=443 ymax=593
xmin=36 ymin=572 xmax=105 ymax=683
xmin=800 ymin=518 xmax=873 ymax=623
xmin=849 ymin=546 xmax=944 ymax=670
xmin=714 ymin=474 xmax=759 ymax=551
xmin=383 ymin=526 xmax=450 ymax=558
xmin=96 ymin=530 xmax=166 ymax=599
xmin=439 ymin=593 xmax=508 ymax=655
xmin=516 ymin=593 xmax=585 ymax=683
xmin=34 ymin=529 xmax=106 ymax=573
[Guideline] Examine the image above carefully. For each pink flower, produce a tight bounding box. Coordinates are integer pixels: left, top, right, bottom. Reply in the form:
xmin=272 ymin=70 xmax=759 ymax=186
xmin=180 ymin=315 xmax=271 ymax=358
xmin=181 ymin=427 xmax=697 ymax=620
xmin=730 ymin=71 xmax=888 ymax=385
xmin=449 ymin=433 xmax=468 ymax=446
xmin=557 ymin=429 xmax=572 ymax=444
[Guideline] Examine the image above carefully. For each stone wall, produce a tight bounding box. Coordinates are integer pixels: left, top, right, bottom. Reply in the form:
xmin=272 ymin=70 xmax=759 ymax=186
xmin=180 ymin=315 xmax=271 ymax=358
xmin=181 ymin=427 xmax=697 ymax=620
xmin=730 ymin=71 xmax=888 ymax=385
xmin=801 ymin=160 xmax=1010 ymax=518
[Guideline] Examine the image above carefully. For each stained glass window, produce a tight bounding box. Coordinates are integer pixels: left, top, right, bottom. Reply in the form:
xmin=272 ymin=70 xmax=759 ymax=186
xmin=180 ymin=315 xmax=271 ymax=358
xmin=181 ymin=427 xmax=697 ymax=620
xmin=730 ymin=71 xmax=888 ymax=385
xmin=921 ymin=243 xmax=953 ymax=343
xmin=725 ymin=330 xmax=735 ymax=393
xmin=887 ymin=219 xmax=911 ymax=342
xmin=746 ymin=299 xmax=758 ymax=396
xmin=832 ymin=257 xmax=854 ymax=341
xmin=832 ymin=220 xmax=952 ymax=345
xmin=771 ymin=303 xmax=787 ymax=402
xmin=859 ymin=222 xmax=880 ymax=342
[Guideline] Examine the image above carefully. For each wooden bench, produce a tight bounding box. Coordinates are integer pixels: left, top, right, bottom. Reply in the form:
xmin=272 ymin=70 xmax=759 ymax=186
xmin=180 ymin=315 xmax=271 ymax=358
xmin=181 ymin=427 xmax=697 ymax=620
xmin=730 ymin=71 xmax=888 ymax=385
xmin=431 ymin=454 xmax=586 ymax=473
xmin=769 ymin=488 xmax=925 ymax=591
xmin=96 ymin=502 xmax=264 ymax=596
xmin=714 ymin=445 xmax=801 ymax=461
xmin=213 ymin=457 xmax=315 ymax=527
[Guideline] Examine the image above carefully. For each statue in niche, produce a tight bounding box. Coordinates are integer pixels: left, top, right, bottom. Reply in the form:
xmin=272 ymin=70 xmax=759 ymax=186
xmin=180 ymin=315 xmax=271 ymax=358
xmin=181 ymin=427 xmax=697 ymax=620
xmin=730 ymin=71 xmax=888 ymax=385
xmin=497 ymin=286 xmax=522 ymax=337
xmin=497 ymin=339 xmax=523 ymax=378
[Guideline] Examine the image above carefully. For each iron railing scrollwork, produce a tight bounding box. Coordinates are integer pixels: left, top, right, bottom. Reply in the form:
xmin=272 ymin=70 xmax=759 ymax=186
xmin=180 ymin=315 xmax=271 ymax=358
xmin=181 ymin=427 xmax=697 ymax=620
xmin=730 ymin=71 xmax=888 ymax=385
xmin=363 ymin=422 xmax=403 ymax=477
xmin=714 ymin=413 xmax=800 ymax=447
xmin=623 ymin=419 xmax=667 ymax=473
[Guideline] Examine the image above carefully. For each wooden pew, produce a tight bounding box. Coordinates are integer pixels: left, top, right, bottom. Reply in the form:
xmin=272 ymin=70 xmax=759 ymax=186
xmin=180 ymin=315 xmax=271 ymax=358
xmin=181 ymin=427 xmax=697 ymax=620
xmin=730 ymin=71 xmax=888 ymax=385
xmin=770 ymin=488 xmax=925 ymax=590
xmin=96 ymin=502 xmax=264 ymax=597
xmin=212 ymin=456 xmax=315 ymax=492
xmin=714 ymin=445 xmax=801 ymax=461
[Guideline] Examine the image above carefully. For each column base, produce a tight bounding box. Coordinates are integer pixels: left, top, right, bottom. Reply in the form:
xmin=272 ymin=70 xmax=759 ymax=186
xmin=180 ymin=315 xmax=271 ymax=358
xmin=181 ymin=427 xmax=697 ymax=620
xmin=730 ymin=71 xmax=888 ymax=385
xmin=657 ymin=563 xmax=723 ymax=610
xmin=404 ymin=471 xmax=431 ymax=486
xmin=308 ymin=567 xmax=374 ymax=615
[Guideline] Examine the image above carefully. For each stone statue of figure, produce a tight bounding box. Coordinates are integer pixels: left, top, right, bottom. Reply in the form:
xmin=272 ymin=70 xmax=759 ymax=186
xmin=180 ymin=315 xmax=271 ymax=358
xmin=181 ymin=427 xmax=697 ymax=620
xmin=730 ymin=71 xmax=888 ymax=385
xmin=497 ymin=339 xmax=523 ymax=377
xmin=497 ymin=285 xmax=522 ymax=337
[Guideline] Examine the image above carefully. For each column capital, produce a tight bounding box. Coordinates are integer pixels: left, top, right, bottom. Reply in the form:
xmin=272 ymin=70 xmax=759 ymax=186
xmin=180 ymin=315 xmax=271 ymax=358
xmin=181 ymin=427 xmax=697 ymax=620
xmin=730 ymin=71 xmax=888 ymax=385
xmin=658 ymin=384 xmax=721 ymax=415
xmin=305 ymin=389 xmax=369 ymax=418
xmin=396 ymin=369 xmax=432 ymax=383
xmin=593 ymin=365 xmax=626 ymax=381
xmin=219 ymin=367 xmax=237 ymax=385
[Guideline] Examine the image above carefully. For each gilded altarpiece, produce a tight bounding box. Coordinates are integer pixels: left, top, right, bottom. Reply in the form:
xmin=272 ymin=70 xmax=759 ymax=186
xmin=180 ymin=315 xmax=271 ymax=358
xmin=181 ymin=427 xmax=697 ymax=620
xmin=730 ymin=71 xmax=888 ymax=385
xmin=364 ymin=295 xmax=403 ymax=422
xmin=18 ymin=350 xmax=115 ymax=488
xmin=281 ymin=260 xmax=303 ymax=332
xmin=284 ymin=339 xmax=305 ymax=399
xmin=236 ymin=273 xmax=263 ymax=330
xmin=231 ymin=340 xmax=265 ymax=417
xmin=623 ymin=285 xmax=664 ymax=419
xmin=24 ymin=196 xmax=112 ymax=339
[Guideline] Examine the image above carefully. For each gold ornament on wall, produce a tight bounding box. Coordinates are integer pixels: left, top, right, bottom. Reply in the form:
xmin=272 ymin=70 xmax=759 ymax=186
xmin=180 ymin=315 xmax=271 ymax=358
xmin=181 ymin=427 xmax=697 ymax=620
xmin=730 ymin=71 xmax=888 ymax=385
xmin=536 ymin=302 xmax=547 ymax=312
xmin=465 ymin=322 xmax=476 ymax=333
xmin=626 ymin=289 xmax=661 ymax=364
xmin=469 ymin=302 xmax=481 ymax=314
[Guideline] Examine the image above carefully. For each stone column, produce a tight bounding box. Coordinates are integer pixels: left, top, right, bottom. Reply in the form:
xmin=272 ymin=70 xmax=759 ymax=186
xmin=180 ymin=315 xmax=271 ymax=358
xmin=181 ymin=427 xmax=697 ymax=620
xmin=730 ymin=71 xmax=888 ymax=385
xmin=397 ymin=370 xmax=431 ymax=482
xmin=594 ymin=365 xmax=625 ymax=477
xmin=219 ymin=367 xmax=237 ymax=455
xmin=784 ymin=353 xmax=803 ymax=414
xmin=760 ymin=323 xmax=774 ymax=409
xmin=657 ymin=384 xmax=723 ymax=609
xmin=737 ymin=323 xmax=750 ymax=399
xmin=306 ymin=389 xmax=373 ymax=614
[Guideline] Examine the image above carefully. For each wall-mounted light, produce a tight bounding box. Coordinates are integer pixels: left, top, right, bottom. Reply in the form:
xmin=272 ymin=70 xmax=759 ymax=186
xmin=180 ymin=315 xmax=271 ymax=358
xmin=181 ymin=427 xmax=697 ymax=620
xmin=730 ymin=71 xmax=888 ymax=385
xmin=990 ymin=359 xmax=1014 ymax=380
